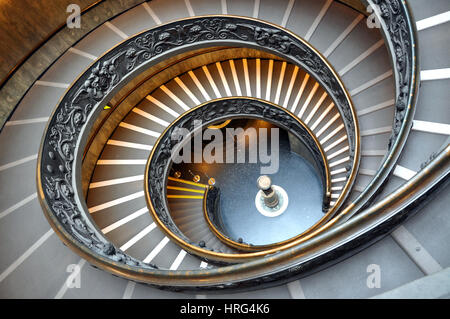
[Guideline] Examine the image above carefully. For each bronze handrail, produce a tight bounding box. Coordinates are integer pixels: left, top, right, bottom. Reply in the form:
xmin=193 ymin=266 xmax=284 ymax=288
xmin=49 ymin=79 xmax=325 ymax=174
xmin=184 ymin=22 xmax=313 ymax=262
xmin=36 ymin=1 xmax=426 ymax=290
xmin=39 ymin=143 xmax=450 ymax=289
xmin=145 ymin=97 xmax=332 ymax=256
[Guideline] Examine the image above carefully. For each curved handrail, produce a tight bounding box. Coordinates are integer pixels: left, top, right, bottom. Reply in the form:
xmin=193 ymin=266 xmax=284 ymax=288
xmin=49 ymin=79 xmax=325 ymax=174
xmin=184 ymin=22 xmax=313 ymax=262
xmin=37 ymin=15 xmax=359 ymax=268
xmin=36 ymin=1 xmax=424 ymax=289
xmin=0 ymin=0 xmax=149 ymax=131
xmin=0 ymin=0 xmax=366 ymax=92
xmin=146 ymin=97 xmax=331 ymax=256
xmin=338 ymin=0 xmax=420 ymax=222
xmin=40 ymin=143 xmax=450 ymax=289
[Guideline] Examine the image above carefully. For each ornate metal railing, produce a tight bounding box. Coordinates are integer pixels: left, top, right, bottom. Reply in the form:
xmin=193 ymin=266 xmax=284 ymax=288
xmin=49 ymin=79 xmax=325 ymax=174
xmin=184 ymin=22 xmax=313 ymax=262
xmin=0 ymin=0 xmax=150 ymax=129
xmin=35 ymin=1 xmax=436 ymax=290
xmin=337 ymin=0 xmax=420 ymax=222
xmin=38 ymin=15 xmax=359 ymax=268
xmin=146 ymin=97 xmax=331 ymax=258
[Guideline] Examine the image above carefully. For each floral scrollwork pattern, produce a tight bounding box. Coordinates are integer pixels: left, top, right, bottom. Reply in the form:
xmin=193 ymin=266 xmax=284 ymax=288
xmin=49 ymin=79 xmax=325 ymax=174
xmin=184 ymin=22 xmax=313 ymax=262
xmin=147 ymin=98 xmax=329 ymax=245
xmin=40 ymin=16 xmax=361 ymax=268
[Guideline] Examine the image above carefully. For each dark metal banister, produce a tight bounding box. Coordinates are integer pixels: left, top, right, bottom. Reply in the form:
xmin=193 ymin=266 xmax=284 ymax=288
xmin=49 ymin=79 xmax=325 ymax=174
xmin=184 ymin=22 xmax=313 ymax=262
xmin=337 ymin=0 xmax=421 ymax=223
xmin=113 ymin=144 xmax=450 ymax=287
xmin=0 ymin=0 xmax=148 ymax=130
xmin=40 ymin=143 xmax=450 ymax=290
xmin=151 ymin=97 xmax=331 ymax=256
xmin=35 ymin=1 xmax=428 ymax=289
xmin=38 ymin=15 xmax=359 ymax=267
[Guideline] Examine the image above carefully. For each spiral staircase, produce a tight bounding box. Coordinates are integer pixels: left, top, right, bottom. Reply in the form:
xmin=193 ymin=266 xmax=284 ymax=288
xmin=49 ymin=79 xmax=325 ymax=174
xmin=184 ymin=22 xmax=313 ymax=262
xmin=0 ymin=0 xmax=449 ymax=299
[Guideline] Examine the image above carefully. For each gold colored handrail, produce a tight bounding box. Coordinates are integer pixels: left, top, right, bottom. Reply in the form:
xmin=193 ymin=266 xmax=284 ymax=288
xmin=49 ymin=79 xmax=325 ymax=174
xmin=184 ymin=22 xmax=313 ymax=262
xmin=37 ymin=5 xmax=422 ymax=288
xmin=145 ymin=97 xmax=332 ymax=259
xmin=40 ymin=144 xmax=450 ymax=287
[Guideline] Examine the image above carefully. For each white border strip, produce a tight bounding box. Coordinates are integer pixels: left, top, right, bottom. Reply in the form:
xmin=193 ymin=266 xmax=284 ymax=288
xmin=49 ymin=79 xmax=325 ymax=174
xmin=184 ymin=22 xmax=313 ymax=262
xmin=304 ymin=0 xmax=332 ymax=41
xmin=107 ymin=139 xmax=153 ymax=151
xmin=287 ymin=280 xmax=306 ymax=299
xmin=35 ymin=81 xmax=69 ymax=88
xmin=104 ymin=21 xmax=128 ymax=39
xmin=0 ymin=229 xmax=54 ymax=283
xmin=416 ymin=11 xmax=450 ymax=31
xmin=142 ymin=2 xmax=162 ymax=25
xmin=88 ymin=191 xmax=144 ymax=213
xmin=420 ymin=68 xmax=450 ymax=81
xmin=324 ymin=14 xmax=363 ymax=57
xmin=0 ymin=193 xmax=37 ymax=220
xmin=143 ymin=237 xmax=170 ymax=263
xmin=281 ymin=0 xmax=295 ymax=27
xmin=122 ymin=281 xmax=136 ymax=299
xmin=102 ymin=207 xmax=149 ymax=234
xmin=120 ymin=223 xmax=156 ymax=251
xmin=184 ymin=0 xmax=195 ymax=17
xmin=393 ymin=165 xmax=416 ymax=180
xmin=412 ymin=120 xmax=450 ymax=135
xmin=96 ymin=159 xmax=147 ymax=165
xmin=0 ymin=154 xmax=37 ymax=172
xmin=5 ymin=117 xmax=49 ymax=126
xmin=68 ymin=47 xmax=98 ymax=60
xmin=169 ymin=250 xmax=187 ymax=270
xmin=89 ymin=174 xmax=144 ymax=189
